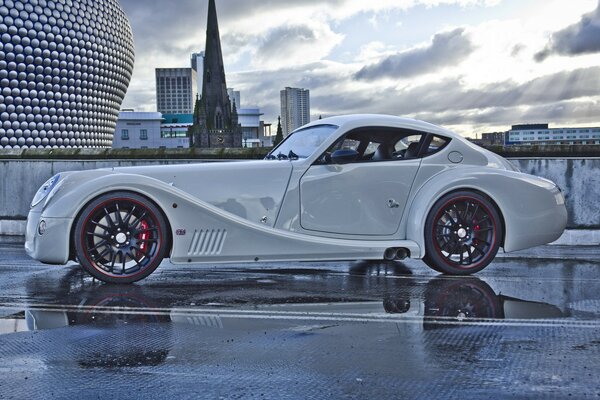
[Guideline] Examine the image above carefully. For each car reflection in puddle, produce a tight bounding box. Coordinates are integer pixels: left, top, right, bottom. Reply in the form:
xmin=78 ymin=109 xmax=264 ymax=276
xmin=1 ymin=263 xmax=576 ymax=370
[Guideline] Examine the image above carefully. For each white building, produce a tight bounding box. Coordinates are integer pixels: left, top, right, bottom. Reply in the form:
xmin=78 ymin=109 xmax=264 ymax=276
xmin=239 ymin=107 xmax=265 ymax=147
xmin=113 ymin=111 xmax=189 ymax=149
xmin=280 ymin=87 xmax=310 ymax=136
xmin=506 ymin=124 xmax=600 ymax=145
xmin=156 ymin=68 xmax=197 ymax=115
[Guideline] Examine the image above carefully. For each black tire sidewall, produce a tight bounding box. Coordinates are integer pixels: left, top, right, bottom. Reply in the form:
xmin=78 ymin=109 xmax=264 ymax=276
xmin=74 ymin=191 xmax=168 ymax=284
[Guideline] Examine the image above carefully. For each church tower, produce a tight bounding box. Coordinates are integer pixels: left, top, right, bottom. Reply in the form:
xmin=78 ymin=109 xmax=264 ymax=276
xmin=191 ymin=0 xmax=242 ymax=148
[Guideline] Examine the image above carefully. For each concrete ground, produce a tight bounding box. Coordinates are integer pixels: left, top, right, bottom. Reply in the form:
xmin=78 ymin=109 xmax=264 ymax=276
xmin=0 ymin=244 xmax=599 ymax=399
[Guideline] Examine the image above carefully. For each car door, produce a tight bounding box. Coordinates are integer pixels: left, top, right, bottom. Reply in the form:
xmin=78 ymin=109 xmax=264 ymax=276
xmin=299 ymin=131 xmax=424 ymax=236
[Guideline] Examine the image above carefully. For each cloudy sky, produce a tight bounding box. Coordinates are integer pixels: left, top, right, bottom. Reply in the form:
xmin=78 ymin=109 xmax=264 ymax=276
xmin=119 ymin=0 xmax=600 ymax=137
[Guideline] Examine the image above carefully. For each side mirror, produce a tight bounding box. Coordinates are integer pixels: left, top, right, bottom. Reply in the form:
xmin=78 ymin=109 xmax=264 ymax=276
xmin=331 ymin=149 xmax=359 ymax=164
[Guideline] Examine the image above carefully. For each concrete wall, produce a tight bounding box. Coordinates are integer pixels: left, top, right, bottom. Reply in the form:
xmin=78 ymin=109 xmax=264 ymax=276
xmin=0 ymin=158 xmax=598 ymax=236
xmin=511 ymin=159 xmax=600 ymax=229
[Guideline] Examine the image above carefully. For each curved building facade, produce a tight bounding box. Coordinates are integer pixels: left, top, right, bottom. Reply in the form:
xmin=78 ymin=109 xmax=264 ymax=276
xmin=0 ymin=0 xmax=134 ymax=149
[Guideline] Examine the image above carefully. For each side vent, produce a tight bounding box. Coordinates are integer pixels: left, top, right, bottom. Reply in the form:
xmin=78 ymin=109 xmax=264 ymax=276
xmin=187 ymin=229 xmax=227 ymax=256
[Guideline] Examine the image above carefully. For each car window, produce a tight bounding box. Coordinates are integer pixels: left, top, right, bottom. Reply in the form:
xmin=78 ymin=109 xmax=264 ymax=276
xmin=318 ymin=128 xmax=428 ymax=164
xmin=394 ymin=135 xmax=422 ymax=152
xmin=267 ymin=124 xmax=338 ymax=160
xmin=425 ymin=135 xmax=450 ymax=155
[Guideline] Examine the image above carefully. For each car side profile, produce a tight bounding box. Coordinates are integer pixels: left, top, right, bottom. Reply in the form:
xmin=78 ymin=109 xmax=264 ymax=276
xmin=25 ymin=114 xmax=568 ymax=283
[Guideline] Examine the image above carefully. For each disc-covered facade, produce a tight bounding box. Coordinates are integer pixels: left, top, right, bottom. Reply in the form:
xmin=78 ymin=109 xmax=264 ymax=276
xmin=0 ymin=0 xmax=134 ymax=149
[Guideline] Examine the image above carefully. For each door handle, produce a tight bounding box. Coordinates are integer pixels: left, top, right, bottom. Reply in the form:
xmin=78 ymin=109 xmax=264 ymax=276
xmin=388 ymin=199 xmax=400 ymax=209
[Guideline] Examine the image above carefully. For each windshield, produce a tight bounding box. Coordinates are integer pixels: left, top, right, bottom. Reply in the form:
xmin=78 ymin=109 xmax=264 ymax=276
xmin=267 ymin=125 xmax=338 ymax=160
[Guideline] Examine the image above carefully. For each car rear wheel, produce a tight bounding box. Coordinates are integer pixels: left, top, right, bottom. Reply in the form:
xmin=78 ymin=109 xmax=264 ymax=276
xmin=74 ymin=192 xmax=168 ymax=284
xmin=423 ymin=191 xmax=502 ymax=275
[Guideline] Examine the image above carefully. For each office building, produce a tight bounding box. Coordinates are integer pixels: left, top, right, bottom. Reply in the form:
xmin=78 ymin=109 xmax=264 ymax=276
xmin=191 ymin=52 xmax=205 ymax=98
xmin=228 ymin=89 xmax=241 ymax=110
xmin=280 ymin=87 xmax=310 ymax=136
xmin=155 ymin=68 xmax=197 ymax=115
xmin=506 ymin=124 xmax=600 ymax=145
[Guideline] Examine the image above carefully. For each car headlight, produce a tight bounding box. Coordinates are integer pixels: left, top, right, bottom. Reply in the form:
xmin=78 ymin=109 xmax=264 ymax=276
xmin=31 ymin=174 xmax=61 ymax=208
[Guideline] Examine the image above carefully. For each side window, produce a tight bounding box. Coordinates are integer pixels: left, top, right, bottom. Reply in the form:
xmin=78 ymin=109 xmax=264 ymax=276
xmin=424 ymin=135 xmax=450 ymax=156
xmin=393 ymin=135 xmax=422 ymax=154
xmin=338 ymin=138 xmax=361 ymax=151
xmin=318 ymin=129 xmax=435 ymax=164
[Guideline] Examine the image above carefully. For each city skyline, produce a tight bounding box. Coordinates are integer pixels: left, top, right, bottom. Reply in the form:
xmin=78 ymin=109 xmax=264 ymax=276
xmin=119 ymin=0 xmax=600 ymax=137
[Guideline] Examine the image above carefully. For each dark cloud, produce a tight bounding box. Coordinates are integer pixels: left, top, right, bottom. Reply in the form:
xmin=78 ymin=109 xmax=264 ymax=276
xmin=308 ymin=66 xmax=600 ymax=130
xmin=535 ymin=2 xmax=600 ymax=61
xmin=355 ymin=28 xmax=474 ymax=80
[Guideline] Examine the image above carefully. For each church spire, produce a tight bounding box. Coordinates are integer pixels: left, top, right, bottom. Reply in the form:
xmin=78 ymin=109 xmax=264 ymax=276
xmin=191 ymin=0 xmax=242 ymax=147
xmin=202 ymin=0 xmax=229 ymax=108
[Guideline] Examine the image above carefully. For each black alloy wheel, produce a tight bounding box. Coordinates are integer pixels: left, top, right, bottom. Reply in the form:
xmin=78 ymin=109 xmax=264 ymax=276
xmin=423 ymin=191 xmax=502 ymax=275
xmin=74 ymin=192 xmax=168 ymax=284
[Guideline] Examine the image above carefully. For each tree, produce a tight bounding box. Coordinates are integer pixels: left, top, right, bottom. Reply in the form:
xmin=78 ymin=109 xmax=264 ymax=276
xmin=273 ymin=116 xmax=284 ymax=146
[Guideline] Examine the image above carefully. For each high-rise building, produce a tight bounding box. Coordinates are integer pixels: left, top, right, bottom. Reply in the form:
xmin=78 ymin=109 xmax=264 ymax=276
xmin=227 ymin=89 xmax=241 ymax=110
xmin=189 ymin=0 xmax=242 ymax=148
xmin=155 ymin=68 xmax=197 ymax=115
xmin=191 ymin=52 xmax=205 ymax=99
xmin=280 ymin=87 xmax=310 ymax=136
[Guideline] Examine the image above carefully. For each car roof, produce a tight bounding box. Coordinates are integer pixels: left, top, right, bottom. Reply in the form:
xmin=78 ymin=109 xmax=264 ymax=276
xmin=300 ymin=114 xmax=463 ymax=141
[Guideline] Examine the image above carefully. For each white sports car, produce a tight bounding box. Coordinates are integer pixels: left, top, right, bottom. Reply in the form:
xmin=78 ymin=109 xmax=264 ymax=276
xmin=25 ymin=115 xmax=567 ymax=283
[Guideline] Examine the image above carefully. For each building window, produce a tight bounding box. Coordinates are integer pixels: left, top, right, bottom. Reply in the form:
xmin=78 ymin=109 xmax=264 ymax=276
xmin=121 ymin=129 xmax=129 ymax=140
xmin=140 ymin=129 xmax=148 ymax=140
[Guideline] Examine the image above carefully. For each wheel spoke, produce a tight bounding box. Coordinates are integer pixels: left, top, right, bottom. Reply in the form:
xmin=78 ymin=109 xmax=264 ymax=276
xmin=462 ymin=202 xmax=470 ymax=222
xmin=443 ymin=211 xmax=456 ymax=225
xmin=124 ymin=206 xmax=136 ymax=226
xmin=470 ymin=204 xmax=480 ymax=223
xmin=133 ymin=246 xmax=150 ymax=259
xmin=115 ymin=203 xmax=124 ymax=226
xmin=88 ymin=232 xmax=110 ymax=240
xmin=467 ymin=246 xmax=473 ymax=264
xmin=91 ymin=221 xmax=110 ymax=231
xmin=476 ymin=215 xmax=489 ymax=224
xmin=126 ymin=250 xmax=141 ymax=271
xmin=130 ymin=211 xmax=147 ymax=229
xmin=109 ymin=251 xmax=117 ymax=272
xmin=104 ymin=207 xmax=116 ymax=228
xmin=473 ymin=245 xmax=486 ymax=255
xmin=90 ymin=240 xmax=108 ymax=251
xmin=121 ymin=253 xmax=127 ymax=274
xmin=97 ymin=247 xmax=111 ymax=260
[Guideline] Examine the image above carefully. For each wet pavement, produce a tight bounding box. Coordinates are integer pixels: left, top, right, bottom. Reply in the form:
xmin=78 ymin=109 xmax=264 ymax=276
xmin=0 ymin=244 xmax=599 ymax=399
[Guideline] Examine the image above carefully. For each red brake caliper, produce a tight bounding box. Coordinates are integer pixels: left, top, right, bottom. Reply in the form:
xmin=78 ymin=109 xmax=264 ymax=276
xmin=138 ymin=220 xmax=149 ymax=259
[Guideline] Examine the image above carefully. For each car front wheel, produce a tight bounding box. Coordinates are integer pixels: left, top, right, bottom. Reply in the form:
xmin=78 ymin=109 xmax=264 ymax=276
xmin=74 ymin=192 xmax=168 ymax=284
xmin=423 ymin=191 xmax=502 ymax=275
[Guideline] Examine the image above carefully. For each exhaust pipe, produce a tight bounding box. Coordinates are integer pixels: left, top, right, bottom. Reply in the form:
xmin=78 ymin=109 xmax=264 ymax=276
xmin=384 ymin=248 xmax=397 ymax=261
xmin=395 ymin=248 xmax=409 ymax=261
xmin=384 ymin=248 xmax=409 ymax=261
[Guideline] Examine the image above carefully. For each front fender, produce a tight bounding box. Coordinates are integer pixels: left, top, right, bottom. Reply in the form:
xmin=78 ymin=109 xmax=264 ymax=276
xmin=405 ymin=168 xmax=567 ymax=257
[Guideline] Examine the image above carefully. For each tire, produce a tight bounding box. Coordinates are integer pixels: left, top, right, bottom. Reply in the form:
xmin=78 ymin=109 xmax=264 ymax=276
xmin=74 ymin=191 xmax=168 ymax=284
xmin=423 ymin=190 xmax=503 ymax=275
